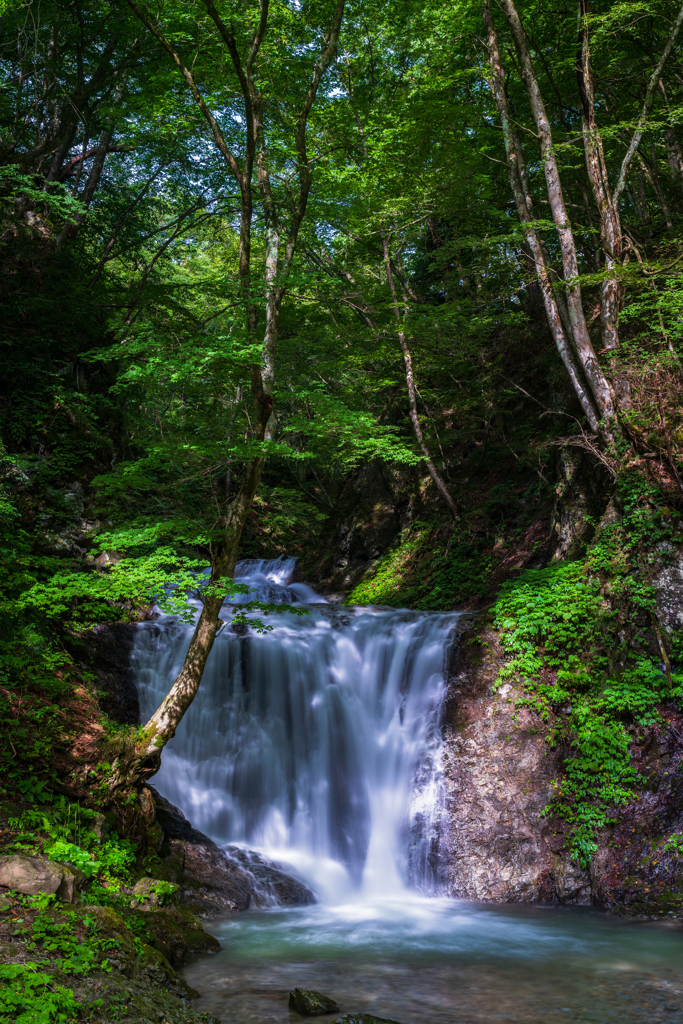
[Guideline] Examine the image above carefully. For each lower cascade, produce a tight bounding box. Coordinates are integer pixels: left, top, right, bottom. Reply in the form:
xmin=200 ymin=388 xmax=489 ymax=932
xmin=133 ymin=557 xmax=462 ymax=900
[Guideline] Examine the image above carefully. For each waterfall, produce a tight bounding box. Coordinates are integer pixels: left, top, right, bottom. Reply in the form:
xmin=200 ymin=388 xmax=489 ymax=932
xmin=132 ymin=558 xmax=462 ymax=901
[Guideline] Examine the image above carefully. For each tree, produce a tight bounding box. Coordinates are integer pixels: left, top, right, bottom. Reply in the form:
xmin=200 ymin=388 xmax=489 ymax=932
xmin=483 ymin=0 xmax=683 ymax=437
xmin=107 ymin=0 xmax=347 ymax=793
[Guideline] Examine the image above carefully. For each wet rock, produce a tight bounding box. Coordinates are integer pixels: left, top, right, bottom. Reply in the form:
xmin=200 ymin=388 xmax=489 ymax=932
xmin=332 ymin=1016 xmax=403 ymax=1024
xmin=0 ymin=854 xmax=85 ymax=902
xmin=138 ymin=907 xmax=221 ymax=968
xmin=71 ymin=973 xmax=220 ymax=1024
xmin=151 ymin=788 xmax=314 ymax=914
xmin=138 ymin=941 xmax=199 ymax=999
xmin=554 ymin=856 xmax=592 ymax=905
xmin=289 ymin=988 xmax=340 ymax=1015
xmin=223 ymin=845 xmax=316 ymax=907
xmin=443 ymin=623 xmax=683 ymax=917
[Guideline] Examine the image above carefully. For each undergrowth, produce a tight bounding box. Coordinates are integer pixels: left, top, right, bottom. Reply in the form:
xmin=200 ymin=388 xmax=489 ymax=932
xmin=0 ymin=797 xmax=196 ymax=1022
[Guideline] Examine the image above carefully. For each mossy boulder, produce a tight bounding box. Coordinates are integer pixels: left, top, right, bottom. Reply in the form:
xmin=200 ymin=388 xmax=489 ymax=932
xmin=0 ymin=854 xmax=85 ymax=902
xmin=70 ymin=973 xmax=219 ymax=1024
xmin=136 ymin=906 xmax=221 ymax=968
xmin=137 ymin=941 xmax=199 ymax=999
xmin=130 ymin=876 xmax=176 ymax=909
xmin=289 ymin=988 xmax=340 ymax=1015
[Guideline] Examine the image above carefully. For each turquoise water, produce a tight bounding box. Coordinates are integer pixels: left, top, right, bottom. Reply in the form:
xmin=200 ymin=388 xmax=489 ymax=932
xmin=182 ymin=896 xmax=683 ymax=1023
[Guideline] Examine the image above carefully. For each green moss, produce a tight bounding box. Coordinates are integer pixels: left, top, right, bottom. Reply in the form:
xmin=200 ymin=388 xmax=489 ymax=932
xmin=346 ymin=519 xmax=494 ymax=609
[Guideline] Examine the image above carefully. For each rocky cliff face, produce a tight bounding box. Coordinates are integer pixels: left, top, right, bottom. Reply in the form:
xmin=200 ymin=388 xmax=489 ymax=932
xmin=442 ymin=623 xmax=683 ymax=919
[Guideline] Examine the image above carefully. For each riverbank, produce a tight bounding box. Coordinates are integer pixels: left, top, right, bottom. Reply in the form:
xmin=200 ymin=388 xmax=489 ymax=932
xmin=0 ymin=792 xmax=312 ymax=1023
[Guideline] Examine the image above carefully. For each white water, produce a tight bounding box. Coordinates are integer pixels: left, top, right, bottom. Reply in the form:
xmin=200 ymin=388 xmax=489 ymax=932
xmin=133 ymin=557 xmax=461 ymax=901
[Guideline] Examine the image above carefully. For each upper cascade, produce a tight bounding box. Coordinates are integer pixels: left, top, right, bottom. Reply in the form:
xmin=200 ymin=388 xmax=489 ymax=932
xmin=230 ymin=557 xmax=326 ymax=605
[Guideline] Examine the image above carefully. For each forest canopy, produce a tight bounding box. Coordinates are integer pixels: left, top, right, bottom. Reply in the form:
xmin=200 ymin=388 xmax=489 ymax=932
xmin=3 ymin=0 xmax=683 ymax=793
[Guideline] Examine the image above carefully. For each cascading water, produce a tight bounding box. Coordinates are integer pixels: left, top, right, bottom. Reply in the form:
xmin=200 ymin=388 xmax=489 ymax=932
xmin=133 ymin=559 xmax=683 ymax=1024
xmin=133 ymin=557 xmax=461 ymax=901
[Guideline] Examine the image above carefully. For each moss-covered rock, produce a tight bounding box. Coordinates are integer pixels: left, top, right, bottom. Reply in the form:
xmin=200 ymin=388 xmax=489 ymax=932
xmin=69 ymin=972 xmax=220 ymax=1024
xmin=137 ymin=941 xmax=199 ymax=999
xmin=289 ymin=988 xmax=340 ymax=1015
xmin=135 ymin=907 xmax=221 ymax=968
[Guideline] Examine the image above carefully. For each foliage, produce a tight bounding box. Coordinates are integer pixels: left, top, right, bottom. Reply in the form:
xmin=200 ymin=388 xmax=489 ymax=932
xmin=7 ymin=800 xmax=136 ymax=890
xmin=492 ymin=483 xmax=683 ymax=865
xmin=347 ymin=519 xmax=495 ymax=608
xmin=664 ymin=833 xmax=683 ymax=856
xmin=0 ymin=963 xmax=80 ymax=1024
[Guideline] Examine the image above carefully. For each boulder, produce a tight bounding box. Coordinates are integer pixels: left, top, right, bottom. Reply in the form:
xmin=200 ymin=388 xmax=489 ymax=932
xmin=137 ymin=906 xmax=221 ymax=968
xmin=0 ymin=855 xmax=85 ymax=902
xmin=150 ymin=788 xmax=315 ymax=913
xmin=137 ymin=941 xmax=199 ymax=999
xmin=289 ymin=988 xmax=340 ymax=1016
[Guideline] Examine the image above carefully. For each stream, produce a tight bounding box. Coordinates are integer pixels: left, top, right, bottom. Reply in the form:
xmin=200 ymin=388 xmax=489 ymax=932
xmin=133 ymin=559 xmax=683 ymax=1024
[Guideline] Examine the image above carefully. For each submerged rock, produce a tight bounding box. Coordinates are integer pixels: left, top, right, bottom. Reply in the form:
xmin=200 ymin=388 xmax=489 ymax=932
xmin=332 ymin=1016 xmax=403 ymax=1024
xmin=0 ymin=854 xmax=85 ymax=902
xmin=289 ymin=988 xmax=340 ymax=1015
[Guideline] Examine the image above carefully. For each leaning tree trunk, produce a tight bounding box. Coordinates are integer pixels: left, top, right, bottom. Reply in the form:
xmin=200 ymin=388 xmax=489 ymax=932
xmin=107 ymin=453 xmax=268 ymax=794
xmin=483 ymin=2 xmax=600 ymax=433
xmin=108 ymin=0 xmax=346 ymax=806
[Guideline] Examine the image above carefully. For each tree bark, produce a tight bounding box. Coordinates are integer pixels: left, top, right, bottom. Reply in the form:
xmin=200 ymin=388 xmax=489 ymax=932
xmin=382 ymin=231 xmax=459 ymax=516
xmin=483 ymin=2 xmax=600 ymax=432
xmin=576 ymin=0 xmax=622 ymax=353
xmin=499 ymin=0 xmax=616 ymax=430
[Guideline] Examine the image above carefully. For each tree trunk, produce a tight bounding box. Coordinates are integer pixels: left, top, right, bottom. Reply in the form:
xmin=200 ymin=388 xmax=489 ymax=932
xmin=107 ymin=456 xmax=266 ymax=793
xmin=483 ymin=2 xmax=600 ymax=432
xmin=112 ymin=0 xmax=346 ymax=801
xmin=576 ymin=0 xmax=622 ymax=353
xmin=382 ymin=231 xmax=460 ymax=516
xmin=499 ymin=0 xmax=616 ymax=430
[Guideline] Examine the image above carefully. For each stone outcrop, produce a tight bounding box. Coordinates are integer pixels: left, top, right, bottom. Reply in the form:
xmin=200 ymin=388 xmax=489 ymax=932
xmin=332 ymin=1016 xmax=402 ymax=1024
xmin=151 ymin=788 xmax=315 ymax=914
xmin=72 ymin=620 xmax=142 ymax=725
xmin=0 ymin=854 xmax=85 ymax=902
xmin=652 ymin=541 xmax=683 ymax=632
xmin=442 ymin=629 xmax=577 ymax=903
xmin=443 ymin=623 xmax=683 ymax=917
xmin=313 ymin=459 xmax=413 ymax=594
xmin=550 ymin=447 xmax=613 ymax=561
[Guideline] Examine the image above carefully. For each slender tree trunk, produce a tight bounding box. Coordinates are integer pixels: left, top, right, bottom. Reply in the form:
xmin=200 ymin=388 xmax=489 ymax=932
xmin=499 ymin=0 xmax=616 ymax=430
xmin=483 ymin=2 xmax=600 ymax=432
xmin=576 ymin=0 xmax=622 ymax=353
xmin=108 ymin=457 xmax=266 ymax=791
xmin=382 ymin=231 xmax=459 ymax=516
xmin=613 ymin=2 xmax=683 ymax=205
